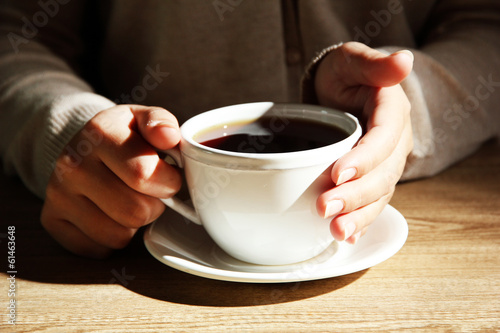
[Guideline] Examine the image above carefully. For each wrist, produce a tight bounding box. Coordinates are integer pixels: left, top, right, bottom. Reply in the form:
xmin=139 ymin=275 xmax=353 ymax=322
xmin=301 ymin=42 xmax=343 ymax=105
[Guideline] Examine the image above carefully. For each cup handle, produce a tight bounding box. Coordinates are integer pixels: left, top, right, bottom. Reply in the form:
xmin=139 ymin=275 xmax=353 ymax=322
xmin=159 ymin=148 xmax=202 ymax=225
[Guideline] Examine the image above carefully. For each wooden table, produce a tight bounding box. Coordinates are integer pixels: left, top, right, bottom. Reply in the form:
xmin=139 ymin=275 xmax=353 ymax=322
xmin=1 ymin=141 xmax=499 ymax=332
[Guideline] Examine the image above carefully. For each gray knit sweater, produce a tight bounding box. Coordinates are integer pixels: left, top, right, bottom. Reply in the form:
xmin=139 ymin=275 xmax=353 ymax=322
xmin=1 ymin=0 xmax=499 ymax=198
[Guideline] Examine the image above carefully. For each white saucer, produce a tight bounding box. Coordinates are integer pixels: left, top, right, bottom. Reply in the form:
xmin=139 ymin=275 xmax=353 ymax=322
xmin=144 ymin=204 xmax=408 ymax=283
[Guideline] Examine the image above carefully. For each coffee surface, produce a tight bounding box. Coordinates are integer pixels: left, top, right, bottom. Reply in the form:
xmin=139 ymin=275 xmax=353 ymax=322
xmin=198 ymin=116 xmax=349 ymax=153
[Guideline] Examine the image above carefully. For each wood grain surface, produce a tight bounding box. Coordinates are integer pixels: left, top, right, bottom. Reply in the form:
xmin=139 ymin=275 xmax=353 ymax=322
xmin=1 ymin=141 xmax=499 ymax=332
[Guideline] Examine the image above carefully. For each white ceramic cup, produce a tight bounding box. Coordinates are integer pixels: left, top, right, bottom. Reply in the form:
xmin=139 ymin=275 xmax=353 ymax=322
xmin=161 ymin=102 xmax=361 ymax=265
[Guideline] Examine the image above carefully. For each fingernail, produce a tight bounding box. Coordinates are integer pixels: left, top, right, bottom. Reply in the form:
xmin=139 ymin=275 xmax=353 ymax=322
xmin=324 ymin=199 xmax=344 ymax=218
xmin=347 ymin=231 xmax=361 ymax=245
xmin=337 ymin=168 xmax=357 ymax=185
xmin=394 ymin=49 xmax=414 ymax=62
xmin=343 ymin=222 xmax=356 ymax=241
xmin=147 ymin=120 xmax=179 ymax=138
xmin=147 ymin=120 xmax=171 ymax=128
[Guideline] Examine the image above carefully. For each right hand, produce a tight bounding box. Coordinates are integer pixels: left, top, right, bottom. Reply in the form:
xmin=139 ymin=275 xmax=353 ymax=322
xmin=41 ymin=105 xmax=182 ymax=258
xmin=314 ymin=42 xmax=414 ymax=244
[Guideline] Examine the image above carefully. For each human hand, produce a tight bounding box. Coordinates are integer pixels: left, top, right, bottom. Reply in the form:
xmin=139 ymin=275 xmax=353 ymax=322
xmin=314 ymin=42 xmax=414 ymax=244
xmin=41 ymin=105 xmax=182 ymax=258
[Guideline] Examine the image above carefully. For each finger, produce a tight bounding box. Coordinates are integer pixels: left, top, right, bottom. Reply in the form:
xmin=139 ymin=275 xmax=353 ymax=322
xmin=59 ymin=195 xmax=139 ymax=249
xmin=331 ymin=85 xmax=411 ymax=185
xmin=86 ymin=107 xmax=182 ymax=198
xmin=334 ymin=42 xmax=414 ymax=87
xmin=43 ymin=180 xmax=141 ymax=249
xmin=85 ymin=176 xmax=166 ymax=230
xmin=318 ymin=158 xmax=396 ymax=218
xmin=329 ymin=194 xmax=392 ymax=242
xmin=62 ymin=157 xmax=166 ymax=229
xmin=130 ymin=105 xmax=181 ymax=150
xmin=345 ymin=227 xmax=368 ymax=245
xmin=41 ymin=199 xmax=113 ymax=258
xmin=318 ymin=120 xmax=411 ymax=219
xmin=98 ymin=130 xmax=182 ymax=198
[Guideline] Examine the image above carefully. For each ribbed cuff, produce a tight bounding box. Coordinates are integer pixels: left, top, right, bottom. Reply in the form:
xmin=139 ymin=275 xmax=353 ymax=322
xmin=38 ymin=93 xmax=116 ymax=197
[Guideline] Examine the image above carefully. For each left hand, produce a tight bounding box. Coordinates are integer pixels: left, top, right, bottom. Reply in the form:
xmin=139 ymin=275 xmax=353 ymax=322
xmin=314 ymin=42 xmax=414 ymax=244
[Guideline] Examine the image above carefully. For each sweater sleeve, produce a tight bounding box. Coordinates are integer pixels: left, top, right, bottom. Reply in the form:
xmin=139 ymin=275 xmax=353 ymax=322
xmin=302 ymin=0 xmax=500 ymax=181
xmin=387 ymin=0 xmax=500 ymax=180
xmin=0 ymin=1 xmax=115 ymax=198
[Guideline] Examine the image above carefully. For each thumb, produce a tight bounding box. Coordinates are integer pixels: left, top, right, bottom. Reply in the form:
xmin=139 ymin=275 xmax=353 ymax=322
xmin=335 ymin=42 xmax=414 ymax=87
xmin=130 ymin=105 xmax=181 ymax=150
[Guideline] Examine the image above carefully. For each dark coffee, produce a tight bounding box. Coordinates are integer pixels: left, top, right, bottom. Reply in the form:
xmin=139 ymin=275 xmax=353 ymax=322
xmin=197 ymin=116 xmax=349 ymax=153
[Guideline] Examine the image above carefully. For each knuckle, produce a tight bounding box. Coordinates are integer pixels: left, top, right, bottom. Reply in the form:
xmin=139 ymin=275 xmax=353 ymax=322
xmin=127 ymin=162 xmax=155 ymax=192
xmin=51 ymin=152 xmax=90 ymax=190
xmin=85 ymin=116 xmax=102 ymax=133
xmin=387 ymin=132 xmax=400 ymax=150
xmin=120 ymin=196 xmax=156 ymax=228
xmin=57 ymin=152 xmax=84 ymax=174
xmin=87 ymin=109 xmax=114 ymax=133
xmin=383 ymin=171 xmax=399 ymax=195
